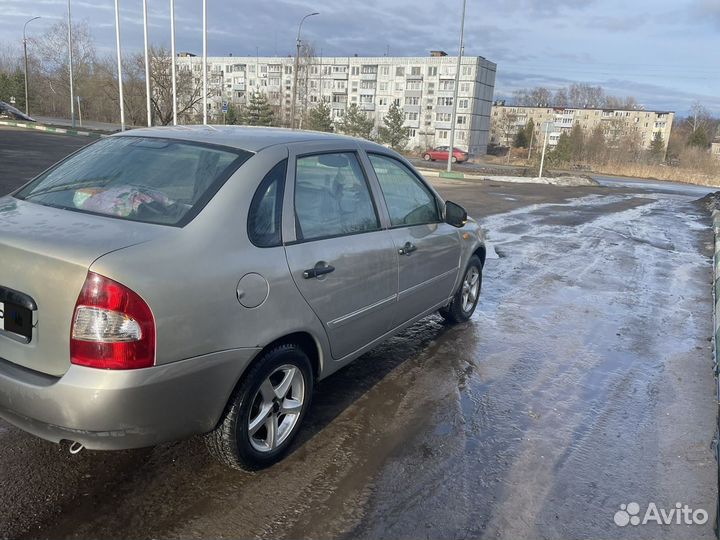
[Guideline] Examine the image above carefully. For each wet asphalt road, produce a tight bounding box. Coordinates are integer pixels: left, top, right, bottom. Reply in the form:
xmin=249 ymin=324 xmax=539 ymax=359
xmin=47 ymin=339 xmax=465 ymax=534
xmin=0 ymin=127 xmax=718 ymax=539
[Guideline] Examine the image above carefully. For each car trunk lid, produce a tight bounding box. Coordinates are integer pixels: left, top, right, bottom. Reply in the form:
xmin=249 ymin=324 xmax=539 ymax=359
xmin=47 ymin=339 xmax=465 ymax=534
xmin=0 ymin=197 xmax=170 ymax=376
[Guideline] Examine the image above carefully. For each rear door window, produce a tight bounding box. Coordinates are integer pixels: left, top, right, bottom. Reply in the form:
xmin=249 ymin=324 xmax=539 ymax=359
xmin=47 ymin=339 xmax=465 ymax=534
xmin=294 ymin=152 xmax=379 ymax=241
xmin=15 ymin=136 xmax=251 ymax=226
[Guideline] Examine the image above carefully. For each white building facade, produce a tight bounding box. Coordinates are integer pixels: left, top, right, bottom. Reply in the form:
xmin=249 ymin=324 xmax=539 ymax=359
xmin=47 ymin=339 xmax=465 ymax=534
xmin=176 ymin=53 xmax=497 ymax=155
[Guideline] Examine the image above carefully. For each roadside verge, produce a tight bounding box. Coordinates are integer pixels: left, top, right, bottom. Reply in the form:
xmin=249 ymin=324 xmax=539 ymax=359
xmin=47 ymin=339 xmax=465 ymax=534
xmin=0 ymin=119 xmax=102 ymax=138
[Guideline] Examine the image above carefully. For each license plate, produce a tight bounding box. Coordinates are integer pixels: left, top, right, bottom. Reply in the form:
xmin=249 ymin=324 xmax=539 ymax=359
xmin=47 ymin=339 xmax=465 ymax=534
xmin=0 ymin=300 xmax=33 ymax=341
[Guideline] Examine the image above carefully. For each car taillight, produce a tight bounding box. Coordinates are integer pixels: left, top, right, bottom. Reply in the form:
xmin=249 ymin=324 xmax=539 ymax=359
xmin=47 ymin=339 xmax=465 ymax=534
xmin=70 ymin=272 xmax=155 ymax=369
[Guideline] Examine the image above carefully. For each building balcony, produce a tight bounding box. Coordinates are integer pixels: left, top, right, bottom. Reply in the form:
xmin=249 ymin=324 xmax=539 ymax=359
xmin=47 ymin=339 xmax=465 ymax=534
xmin=331 ymin=72 xmax=348 ymax=80
xmin=359 ymin=102 xmax=375 ymax=111
xmin=406 ymin=73 xmax=423 ymax=80
xmin=404 ymin=89 xmax=422 ymax=98
xmin=404 ymin=104 xmax=421 ymax=113
xmin=360 ymin=72 xmax=377 ymax=80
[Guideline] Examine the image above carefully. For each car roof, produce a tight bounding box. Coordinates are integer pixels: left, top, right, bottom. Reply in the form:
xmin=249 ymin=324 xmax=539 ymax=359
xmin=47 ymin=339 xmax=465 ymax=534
xmin=113 ymin=125 xmax=389 ymax=153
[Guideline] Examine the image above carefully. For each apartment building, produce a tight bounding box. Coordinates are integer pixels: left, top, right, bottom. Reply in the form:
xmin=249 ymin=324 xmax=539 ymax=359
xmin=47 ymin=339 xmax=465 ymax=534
xmin=175 ymin=52 xmax=497 ymax=154
xmin=490 ymin=104 xmax=674 ymax=152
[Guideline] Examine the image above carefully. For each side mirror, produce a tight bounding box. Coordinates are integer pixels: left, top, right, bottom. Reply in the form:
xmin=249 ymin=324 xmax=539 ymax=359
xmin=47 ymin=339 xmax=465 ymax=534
xmin=445 ymin=200 xmax=467 ymax=228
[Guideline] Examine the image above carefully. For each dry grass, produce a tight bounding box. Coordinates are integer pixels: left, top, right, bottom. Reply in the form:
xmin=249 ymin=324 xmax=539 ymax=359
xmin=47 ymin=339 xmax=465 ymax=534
xmin=591 ymin=162 xmax=720 ymax=187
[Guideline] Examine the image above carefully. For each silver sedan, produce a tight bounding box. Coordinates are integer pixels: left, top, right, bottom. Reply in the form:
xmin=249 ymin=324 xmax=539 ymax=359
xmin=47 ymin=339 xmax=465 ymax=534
xmin=0 ymin=126 xmax=485 ymax=470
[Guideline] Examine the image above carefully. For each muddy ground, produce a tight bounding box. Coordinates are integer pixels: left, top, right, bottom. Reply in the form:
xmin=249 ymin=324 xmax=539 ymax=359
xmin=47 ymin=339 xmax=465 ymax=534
xmin=0 ymin=127 xmax=717 ymax=539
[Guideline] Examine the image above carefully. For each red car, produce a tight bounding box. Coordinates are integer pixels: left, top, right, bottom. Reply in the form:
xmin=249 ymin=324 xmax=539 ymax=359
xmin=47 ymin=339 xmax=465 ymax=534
xmin=423 ymin=146 xmax=469 ymax=163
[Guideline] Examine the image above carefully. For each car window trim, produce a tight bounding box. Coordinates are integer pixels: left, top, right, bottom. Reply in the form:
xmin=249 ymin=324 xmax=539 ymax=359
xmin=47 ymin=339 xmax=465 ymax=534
xmin=291 ymin=149 xmax=383 ymax=244
xmin=366 ymin=151 xmax=443 ymax=228
xmin=13 ymin=136 xmax=254 ymax=228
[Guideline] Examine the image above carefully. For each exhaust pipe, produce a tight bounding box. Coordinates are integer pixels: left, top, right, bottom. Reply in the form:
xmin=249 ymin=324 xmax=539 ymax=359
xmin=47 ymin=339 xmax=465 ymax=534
xmin=68 ymin=441 xmax=85 ymax=455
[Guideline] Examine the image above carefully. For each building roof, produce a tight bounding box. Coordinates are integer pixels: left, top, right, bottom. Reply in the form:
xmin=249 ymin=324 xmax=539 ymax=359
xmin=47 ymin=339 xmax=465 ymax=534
xmin=113 ymin=125 xmax=382 ymax=152
xmin=493 ymin=104 xmax=674 ymax=114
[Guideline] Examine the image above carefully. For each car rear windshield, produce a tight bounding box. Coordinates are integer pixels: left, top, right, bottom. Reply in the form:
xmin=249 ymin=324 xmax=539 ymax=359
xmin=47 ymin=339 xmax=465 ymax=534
xmin=14 ymin=136 xmax=252 ymax=226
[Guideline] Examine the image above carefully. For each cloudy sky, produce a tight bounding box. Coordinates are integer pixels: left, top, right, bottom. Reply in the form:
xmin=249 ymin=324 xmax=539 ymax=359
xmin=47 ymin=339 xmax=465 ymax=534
xmin=2 ymin=0 xmax=719 ymax=115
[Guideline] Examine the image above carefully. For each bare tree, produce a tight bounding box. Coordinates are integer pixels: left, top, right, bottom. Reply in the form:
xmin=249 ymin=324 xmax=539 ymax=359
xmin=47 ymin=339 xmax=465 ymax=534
xmin=493 ymin=108 xmax=518 ymax=150
xmin=140 ymin=46 xmax=205 ymax=125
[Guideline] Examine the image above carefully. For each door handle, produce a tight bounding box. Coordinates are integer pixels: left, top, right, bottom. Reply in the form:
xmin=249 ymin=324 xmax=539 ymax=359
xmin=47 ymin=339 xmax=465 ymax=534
xmin=303 ymin=263 xmax=335 ymax=279
xmin=398 ymin=242 xmax=417 ymax=256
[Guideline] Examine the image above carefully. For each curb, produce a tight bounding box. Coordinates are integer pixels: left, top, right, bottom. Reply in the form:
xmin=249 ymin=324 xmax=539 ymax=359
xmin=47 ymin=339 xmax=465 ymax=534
xmin=711 ymin=208 xmax=720 ymax=536
xmin=0 ymin=119 xmax=102 ymax=138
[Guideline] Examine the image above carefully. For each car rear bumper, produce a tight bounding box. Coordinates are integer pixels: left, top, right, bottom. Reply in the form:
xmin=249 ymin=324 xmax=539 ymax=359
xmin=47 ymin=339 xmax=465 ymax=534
xmin=0 ymin=348 xmax=260 ymax=450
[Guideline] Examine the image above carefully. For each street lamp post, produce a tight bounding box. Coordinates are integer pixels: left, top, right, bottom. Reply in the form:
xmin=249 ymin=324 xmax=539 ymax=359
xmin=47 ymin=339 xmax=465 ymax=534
xmin=290 ymin=12 xmax=318 ymax=130
xmin=23 ymin=16 xmax=40 ymax=116
xmin=446 ymin=0 xmax=467 ymax=173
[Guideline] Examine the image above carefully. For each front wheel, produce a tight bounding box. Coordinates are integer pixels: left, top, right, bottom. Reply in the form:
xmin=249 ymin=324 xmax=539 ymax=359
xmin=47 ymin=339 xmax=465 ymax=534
xmin=205 ymin=343 xmax=313 ymax=470
xmin=440 ymin=255 xmax=482 ymax=323
xmin=423 ymin=153 xmax=432 ymax=161
xmin=451 ymin=156 xmax=458 ymax=163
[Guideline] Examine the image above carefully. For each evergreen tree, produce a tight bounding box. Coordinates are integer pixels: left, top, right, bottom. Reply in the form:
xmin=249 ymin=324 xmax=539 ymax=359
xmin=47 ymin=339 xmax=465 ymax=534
xmin=687 ymin=126 xmax=709 ymax=149
xmin=242 ymin=92 xmax=275 ymax=126
xmin=339 ymin=104 xmax=374 ymax=139
xmin=551 ymin=132 xmax=573 ymax=163
xmin=649 ymin=131 xmax=665 ymax=160
xmin=513 ymin=128 xmax=528 ymax=148
xmin=305 ymin=100 xmax=334 ymax=132
xmin=568 ymin=123 xmax=585 ymax=161
xmin=378 ymin=102 xmax=409 ymax=150
xmin=225 ymin=104 xmax=239 ymax=125
xmin=0 ymin=69 xmax=26 ymax=111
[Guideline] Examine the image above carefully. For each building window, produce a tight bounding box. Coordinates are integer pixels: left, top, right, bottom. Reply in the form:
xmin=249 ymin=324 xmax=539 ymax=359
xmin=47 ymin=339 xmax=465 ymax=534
xmin=411 ymin=66 xmax=421 ymax=75
xmin=456 ymin=115 xmax=467 ymax=125
xmin=462 ymin=65 xmax=472 ymax=76
xmin=394 ymin=82 xmax=403 ymax=91
xmin=406 ymin=81 xmax=422 ymax=90
xmin=378 ymin=97 xmax=388 ymax=106
xmin=393 ymin=98 xmax=401 ymax=106
xmin=380 ymin=65 xmax=390 ymax=76
xmin=436 ymin=112 xmax=452 ymax=122
xmin=437 ymin=130 xmax=449 ymax=140
xmin=405 ymin=112 xmax=419 ymax=120
xmin=460 ymin=82 xmax=471 ymax=93
xmin=428 ymin=66 xmax=437 ymax=76
xmin=360 ymin=80 xmax=376 ymax=89
xmin=379 ymin=82 xmax=388 ymax=92
xmin=396 ymin=67 xmax=405 ymax=76
xmin=437 ymin=97 xmax=453 ymax=106
xmin=351 ymin=66 xmax=360 ymax=75
xmin=405 ymin=96 xmax=420 ymax=105
xmin=440 ymin=80 xmax=454 ymax=91
xmin=361 ymin=65 xmax=378 ymax=74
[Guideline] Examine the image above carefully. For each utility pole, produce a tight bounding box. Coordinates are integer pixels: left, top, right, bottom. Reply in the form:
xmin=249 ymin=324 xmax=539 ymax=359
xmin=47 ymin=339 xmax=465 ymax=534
xmin=291 ymin=12 xmax=318 ymax=129
xmin=538 ymin=121 xmax=552 ymax=180
xmin=142 ymin=0 xmax=151 ymax=126
xmin=114 ymin=0 xmax=125 ymax=130
xmin=202 ymin=0 xmax=207 ymax=125
xmin=67 ymin=0 xmax=75 ymax=128
xmin=446 ymin=0 xmax=467 ymax=172
xmin=23 ymin=16 xmax=40 ymax=116
xmin=170 ymin=0 xmax=177 ymax=125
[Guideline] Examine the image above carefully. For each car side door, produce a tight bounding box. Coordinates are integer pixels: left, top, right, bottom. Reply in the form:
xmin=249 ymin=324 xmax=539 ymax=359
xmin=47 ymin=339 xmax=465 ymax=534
xmin=364 ymin=152 xmax=461 ymax=327
xmin=283 ymin=145 xmax=398 ymax=360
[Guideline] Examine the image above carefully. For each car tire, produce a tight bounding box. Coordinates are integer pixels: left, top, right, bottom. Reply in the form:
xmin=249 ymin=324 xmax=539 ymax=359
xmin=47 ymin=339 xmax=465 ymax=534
xmin=423 ymin=153 xmax=432 ymax=161
xmin=451 ymin=156 xmax=457 ymax=163
xmin=205 ymin=343 xmax=314 ymax=471
xmin=440 ymin=255 xmax=482 ymax=324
